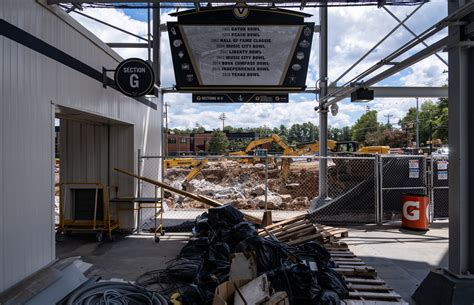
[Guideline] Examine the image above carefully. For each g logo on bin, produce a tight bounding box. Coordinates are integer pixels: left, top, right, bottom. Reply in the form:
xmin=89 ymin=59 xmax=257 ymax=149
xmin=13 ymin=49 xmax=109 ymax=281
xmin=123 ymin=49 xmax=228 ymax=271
xmin=403 ymin=200 xmax=429 ymax=221
xmin=403 ymin=201 xmax=420 ymax=221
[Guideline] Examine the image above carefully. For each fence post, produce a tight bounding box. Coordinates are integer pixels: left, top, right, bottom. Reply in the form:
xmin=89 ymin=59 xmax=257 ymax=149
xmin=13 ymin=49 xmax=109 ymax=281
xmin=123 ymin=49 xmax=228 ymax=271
xmin=379 ymin=155 xmax=384 ymax=224
xmin=375 ymin=154 xmax=381 ymax=225
xmin=264 ymin=155 xmax=268 ymax=211
xmin=137 ymin=148 xmax=142 ymax=233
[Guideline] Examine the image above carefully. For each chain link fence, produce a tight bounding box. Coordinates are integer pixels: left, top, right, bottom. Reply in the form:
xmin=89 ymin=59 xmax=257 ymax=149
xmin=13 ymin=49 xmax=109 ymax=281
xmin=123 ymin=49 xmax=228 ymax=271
xmin=431 ymin=155 xmax=449 ymax=219
xmin=136 ymin=152 xmax=449 ymax=231
xmin=307 ymin=156 xmax=378 ymax=225
xmin=380 ymin=155 xmax=427 ymax=222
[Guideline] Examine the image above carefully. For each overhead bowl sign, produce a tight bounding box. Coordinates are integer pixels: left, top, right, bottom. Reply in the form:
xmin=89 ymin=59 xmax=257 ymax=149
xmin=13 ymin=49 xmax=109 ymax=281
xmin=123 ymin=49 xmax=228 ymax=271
xmin=114 ymin=58 xmax=155 ymax=97
xmin=167 ymin=7 xmax=314 ymax=92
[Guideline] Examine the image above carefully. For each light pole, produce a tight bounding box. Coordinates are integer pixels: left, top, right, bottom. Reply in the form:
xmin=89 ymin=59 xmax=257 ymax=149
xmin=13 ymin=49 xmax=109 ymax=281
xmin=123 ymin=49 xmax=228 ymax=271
xmin=218 ymin=113 xmax=226 ymax=130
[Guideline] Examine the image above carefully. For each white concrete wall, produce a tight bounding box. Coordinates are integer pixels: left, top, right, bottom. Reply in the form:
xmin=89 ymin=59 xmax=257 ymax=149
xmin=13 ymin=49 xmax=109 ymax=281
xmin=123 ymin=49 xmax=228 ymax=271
xmin=0 ymin=0 xmax=162 ymax=292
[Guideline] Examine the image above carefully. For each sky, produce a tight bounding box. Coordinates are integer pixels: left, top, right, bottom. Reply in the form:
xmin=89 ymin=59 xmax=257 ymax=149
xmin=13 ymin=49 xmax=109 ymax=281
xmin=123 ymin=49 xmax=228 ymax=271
xmin=70 ymin=1 xmax=448 ymax=130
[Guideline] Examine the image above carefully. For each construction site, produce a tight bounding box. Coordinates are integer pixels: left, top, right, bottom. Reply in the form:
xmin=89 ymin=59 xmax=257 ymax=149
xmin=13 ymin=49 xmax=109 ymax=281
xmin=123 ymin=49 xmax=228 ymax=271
xmin=0 ymin=0 xmax=471 ymax=304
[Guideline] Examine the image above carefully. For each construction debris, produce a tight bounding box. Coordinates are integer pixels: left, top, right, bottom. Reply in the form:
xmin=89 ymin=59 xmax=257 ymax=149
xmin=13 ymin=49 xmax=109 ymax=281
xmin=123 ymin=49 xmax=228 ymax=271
xmin=163 ymin=160 xmax=318 ymax=211
xmin=258 ymin=214 xmax=349 ymax=245
xmin=135 ymin=204 xmax=351 ymax=305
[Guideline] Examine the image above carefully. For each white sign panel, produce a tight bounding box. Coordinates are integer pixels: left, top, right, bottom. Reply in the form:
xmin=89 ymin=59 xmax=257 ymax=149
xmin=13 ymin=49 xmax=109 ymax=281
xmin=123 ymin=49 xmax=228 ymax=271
xmin=437 ymin=160 xmax=448 ymax=170
xmin=409 ymin=160 xmax=419 ymax=169
xmin=181 ymin=25 xmax=302 ymax=86
xmin=409 ymin=169 xmax=419 ymax=179
xmin=438 ymin=170 xmax=448 ymax=180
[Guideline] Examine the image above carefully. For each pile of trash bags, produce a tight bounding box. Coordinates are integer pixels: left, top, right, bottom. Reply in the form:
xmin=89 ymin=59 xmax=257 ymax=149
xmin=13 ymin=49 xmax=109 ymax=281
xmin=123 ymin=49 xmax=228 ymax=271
xmin=136 ymin=204 xmax=348 ymax=305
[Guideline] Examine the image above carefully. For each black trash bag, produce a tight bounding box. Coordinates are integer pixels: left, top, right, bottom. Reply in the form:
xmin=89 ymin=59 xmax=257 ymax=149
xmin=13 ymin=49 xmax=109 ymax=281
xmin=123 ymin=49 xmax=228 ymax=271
xmin=318 ymin=289 xmax=341 ymax=305
xmin=317 ymin=268 xmax=349 ymax=299
xmin=266 ymin=263 xmax=322 ymax=305
xmin=231 ymin=222 xmax=257 ymax=243
xmin=178 ymin=237 xmax=209 ymax=258
xmin=235 ymin=236 xmax=290 ymax=272
xmin=297 ymin=241 xmax=332 ymax=270
xmin=169 ymin=284 xmax=214 ymax=305
xmin=215 ymin=222 xmax=257 ymax=251
xmin=167 ymin=256 xmax=203 ymax=282
xmin=194 ymin=212 xmax=211 ymax=236
xmin=208 ymin=204 xmax=244 ymax=226
xmin=198 ymin=242 xmax=231 ymax=290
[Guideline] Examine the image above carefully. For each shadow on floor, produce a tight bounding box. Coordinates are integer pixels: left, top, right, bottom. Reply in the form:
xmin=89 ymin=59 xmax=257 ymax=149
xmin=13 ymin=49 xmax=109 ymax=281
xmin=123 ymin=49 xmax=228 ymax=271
xmin=56 ymin=232 xmax=189 ymax=281
xmin=356 ymin=249 xmax=448 ymax=304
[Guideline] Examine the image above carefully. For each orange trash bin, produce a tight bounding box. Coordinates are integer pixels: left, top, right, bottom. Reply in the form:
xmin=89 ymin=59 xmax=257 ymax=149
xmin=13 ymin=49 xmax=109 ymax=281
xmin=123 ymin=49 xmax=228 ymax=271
xmin=402 ymin=194 xmax=430 ymax=230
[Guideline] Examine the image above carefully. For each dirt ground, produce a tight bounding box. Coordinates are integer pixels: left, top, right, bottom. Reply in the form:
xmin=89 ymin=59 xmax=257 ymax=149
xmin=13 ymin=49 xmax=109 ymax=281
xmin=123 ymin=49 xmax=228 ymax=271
xmin=163 ymin=159 xmax=321 ymax=211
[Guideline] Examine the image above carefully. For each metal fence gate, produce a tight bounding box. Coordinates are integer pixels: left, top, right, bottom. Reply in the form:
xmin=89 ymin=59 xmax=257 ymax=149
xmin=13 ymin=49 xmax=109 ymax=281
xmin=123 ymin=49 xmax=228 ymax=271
xmin=431 ymin=155 xmax=449 ymax=219
xmin=379 ymin=155 xmax=428 ymax=222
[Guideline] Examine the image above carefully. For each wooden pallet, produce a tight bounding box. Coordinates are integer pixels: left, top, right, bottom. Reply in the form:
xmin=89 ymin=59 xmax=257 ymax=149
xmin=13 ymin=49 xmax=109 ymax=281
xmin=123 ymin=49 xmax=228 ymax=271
xmin=327 ymin=242 xmax=409 ymax=305
xmin=258 ymin=215 xmax=349 ymax=245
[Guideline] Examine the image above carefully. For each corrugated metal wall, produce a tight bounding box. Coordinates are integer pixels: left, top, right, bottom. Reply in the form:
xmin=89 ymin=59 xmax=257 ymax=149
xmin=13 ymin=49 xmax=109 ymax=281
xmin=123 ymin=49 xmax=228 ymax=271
xmin=0 ymin=0 xmax=162 ymax=292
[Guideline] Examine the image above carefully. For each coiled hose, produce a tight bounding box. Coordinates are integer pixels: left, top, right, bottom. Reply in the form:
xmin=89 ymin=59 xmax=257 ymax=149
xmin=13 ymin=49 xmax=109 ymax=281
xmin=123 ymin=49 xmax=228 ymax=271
xmin=65 ymin=281 xmax=168 ymax=305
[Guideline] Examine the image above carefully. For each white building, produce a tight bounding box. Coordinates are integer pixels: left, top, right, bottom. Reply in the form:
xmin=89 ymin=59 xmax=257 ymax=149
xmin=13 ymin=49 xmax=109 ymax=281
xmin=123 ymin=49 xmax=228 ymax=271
xmin=0 ymin=0 xmax=162 ymax=292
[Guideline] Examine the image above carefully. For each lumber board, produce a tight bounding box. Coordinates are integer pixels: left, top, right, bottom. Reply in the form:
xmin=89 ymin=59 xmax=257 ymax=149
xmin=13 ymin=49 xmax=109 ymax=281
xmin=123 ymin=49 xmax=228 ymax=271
xmin=348 ymin=291 xmax=402 ymax=299
xmin=261 ymin=214 xmax=306 ymax=230
xmin=343 ymin=301 xmax=408 ymax=305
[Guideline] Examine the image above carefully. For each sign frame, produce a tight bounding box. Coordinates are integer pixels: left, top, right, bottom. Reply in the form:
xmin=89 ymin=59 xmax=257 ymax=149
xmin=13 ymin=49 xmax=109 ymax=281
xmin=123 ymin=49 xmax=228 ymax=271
xmin=114 ymin=58 xmax=155 ymax=97
xmin=167 ymin=7 xmax=314 ymax=93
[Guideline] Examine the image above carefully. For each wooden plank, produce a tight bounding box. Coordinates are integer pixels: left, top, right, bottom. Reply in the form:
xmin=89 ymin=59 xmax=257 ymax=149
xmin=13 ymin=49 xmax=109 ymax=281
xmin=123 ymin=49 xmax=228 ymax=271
xmin=332 ymin=258 xmax=363 ymax=262
xmin=344 ymin=278 xmax=386 ymax=285
xmin=343 ymin=301 xmax=409 ymax=305
xmin=286 ymin=233 xmax=322 ymax=245
xmin=347 ymin=284 xmax=393 ymax=291
xmin=277 ymin=226 xmax=316 ymax=240
xmin=349 ymin=291 xmax=402 ymax=300
xmin=261 ymin=214 xmax=306 ymax=230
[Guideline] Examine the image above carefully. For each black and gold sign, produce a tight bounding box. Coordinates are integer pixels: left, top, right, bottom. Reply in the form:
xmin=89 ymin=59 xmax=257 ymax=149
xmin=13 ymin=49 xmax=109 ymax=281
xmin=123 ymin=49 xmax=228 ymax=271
xmin=167 ymin=7 xmax=314 ymax=93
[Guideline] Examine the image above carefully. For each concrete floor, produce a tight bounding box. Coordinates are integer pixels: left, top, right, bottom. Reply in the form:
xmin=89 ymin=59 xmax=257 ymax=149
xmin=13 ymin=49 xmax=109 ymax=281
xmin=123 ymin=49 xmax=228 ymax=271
xmin=343 ymin=221 xmax=449 ymax=305
xmin=56 ymin=221 xmax=448 ymax=305
xmin=56 ymin=233 xmax=190 ymax=281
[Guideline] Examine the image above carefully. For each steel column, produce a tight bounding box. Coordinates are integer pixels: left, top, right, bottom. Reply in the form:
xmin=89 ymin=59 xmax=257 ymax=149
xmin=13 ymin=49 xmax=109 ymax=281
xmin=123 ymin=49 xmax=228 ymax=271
xmin=448 ymin=0 xmax=474 ymax=275
xmin=153 ymin=4 xmax=161 ymax=91
xmin=318 ymin=4 xmax=329 ymax=203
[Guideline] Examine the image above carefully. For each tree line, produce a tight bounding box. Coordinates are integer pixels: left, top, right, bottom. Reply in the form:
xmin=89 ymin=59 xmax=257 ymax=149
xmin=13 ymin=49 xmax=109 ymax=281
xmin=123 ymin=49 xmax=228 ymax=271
xmin=170 ymin=98 xmax=448 ymax=154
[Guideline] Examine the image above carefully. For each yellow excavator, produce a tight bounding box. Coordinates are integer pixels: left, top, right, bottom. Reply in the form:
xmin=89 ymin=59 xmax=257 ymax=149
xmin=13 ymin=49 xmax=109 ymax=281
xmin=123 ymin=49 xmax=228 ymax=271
xmin=164 ymin=158 xmax=208 ymax=190
xmin=230 ymin=134 xmax=338 ymax=181
xmin=334 ymin=141 xmax=390 ymax=154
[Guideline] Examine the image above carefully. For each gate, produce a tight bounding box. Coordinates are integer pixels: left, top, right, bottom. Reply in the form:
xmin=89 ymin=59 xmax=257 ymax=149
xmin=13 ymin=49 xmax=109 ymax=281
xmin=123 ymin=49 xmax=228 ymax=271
xmin=431 ymin=155 xmax=449 ymax=218
xmin=379 ymin=155 xmax=428 ymax=222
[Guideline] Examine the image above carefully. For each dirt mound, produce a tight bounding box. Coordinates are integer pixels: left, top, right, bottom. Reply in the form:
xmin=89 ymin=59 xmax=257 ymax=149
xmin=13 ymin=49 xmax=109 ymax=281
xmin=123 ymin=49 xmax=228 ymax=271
xmin=163 ymin=160 xmax=321 ymax=211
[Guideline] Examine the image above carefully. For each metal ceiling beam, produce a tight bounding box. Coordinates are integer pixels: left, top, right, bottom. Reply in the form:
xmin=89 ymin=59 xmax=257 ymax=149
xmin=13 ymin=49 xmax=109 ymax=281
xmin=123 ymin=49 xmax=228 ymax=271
xmin=331 ymin=3 xmax=423 ymax=86
xmin=324 ymin=36 xmax=451 ymax=106
xmin=329 ymin=86 xmax=448 ymax=98
xmin=47 ymin=0 xmax=424 ymax=3
xmin=106 ymin=43 xmax=150 ymax=48
xmin=67 ymin=8 xmax=148 ymax=41
xmin=383 ymin=6 xmax=449 ymax=67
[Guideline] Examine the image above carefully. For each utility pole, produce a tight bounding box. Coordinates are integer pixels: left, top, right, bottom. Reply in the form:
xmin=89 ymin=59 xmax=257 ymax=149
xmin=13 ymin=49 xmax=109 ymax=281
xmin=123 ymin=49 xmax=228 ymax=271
xmin=415 ymin=97 xmax=420 ymax=148
xmin=218 ymin=113 xmax=226 ymax=131
xmin=384 ymin=114 xmax=393 ymax=125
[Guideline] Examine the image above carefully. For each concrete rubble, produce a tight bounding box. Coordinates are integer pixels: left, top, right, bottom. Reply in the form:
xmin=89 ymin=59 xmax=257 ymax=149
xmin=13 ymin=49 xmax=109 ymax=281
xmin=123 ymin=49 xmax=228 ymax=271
xmin=163 ymin=160 xmax=318 ymax=210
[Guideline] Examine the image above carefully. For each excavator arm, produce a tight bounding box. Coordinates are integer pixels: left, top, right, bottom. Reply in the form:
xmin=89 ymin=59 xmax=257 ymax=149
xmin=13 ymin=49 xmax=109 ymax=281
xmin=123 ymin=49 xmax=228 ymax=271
xmin=181 ymin=159 xmax=208 ymax=190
